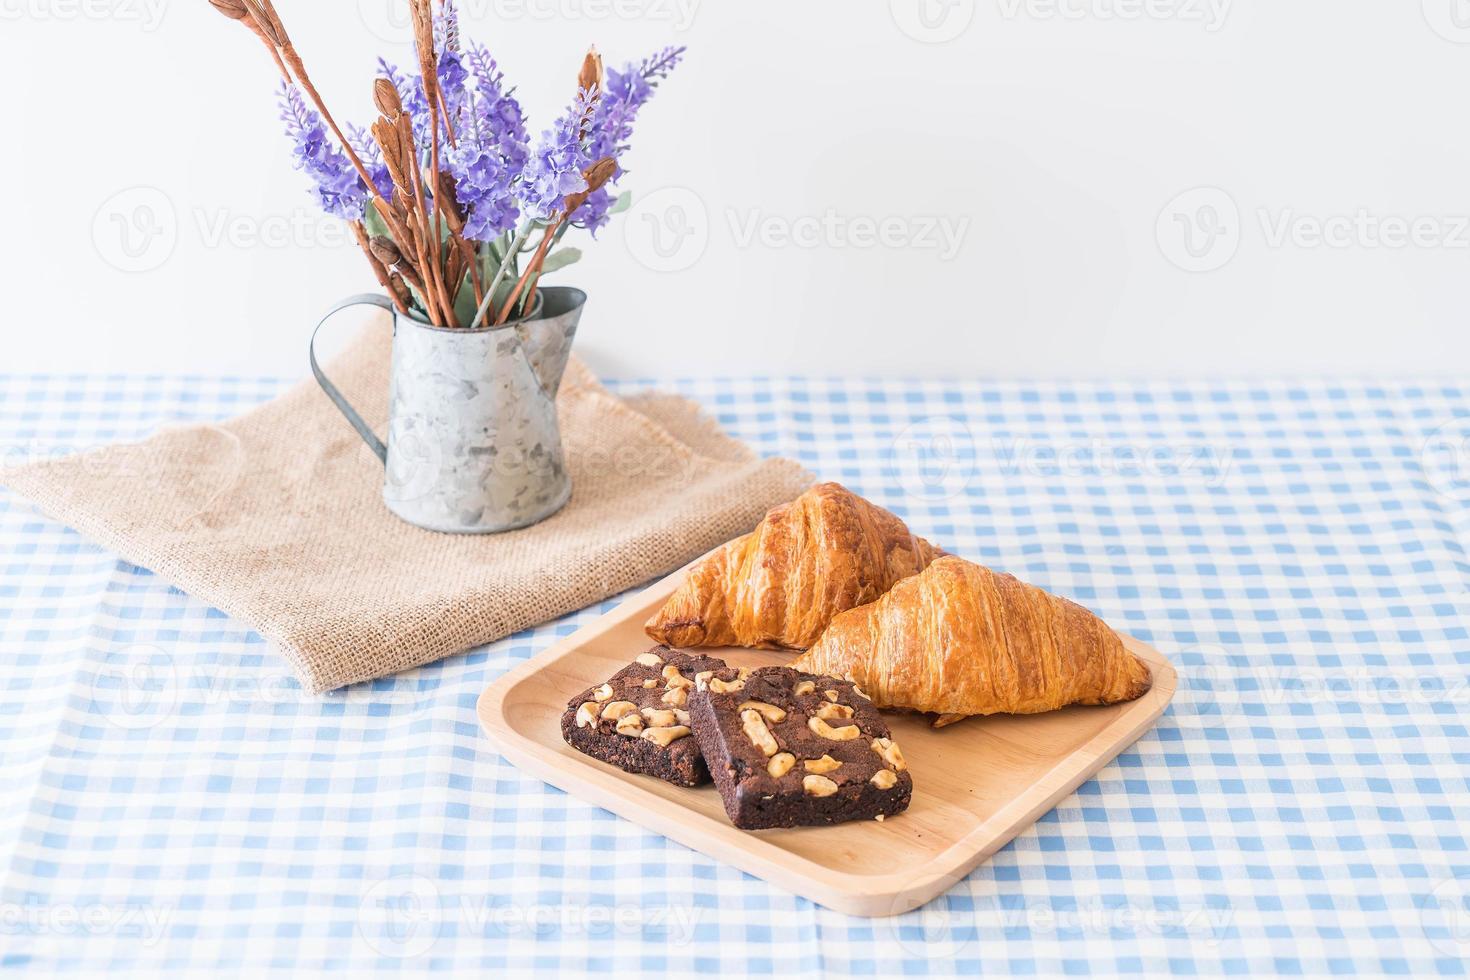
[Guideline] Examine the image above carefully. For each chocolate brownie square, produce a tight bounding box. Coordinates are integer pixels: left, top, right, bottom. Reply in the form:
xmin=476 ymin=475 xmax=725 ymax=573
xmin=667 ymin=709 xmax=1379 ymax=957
xmin=560 ymin=646 xmax=728 ymax=787
xmin=688 ymin=665 xmax=914 ymax=830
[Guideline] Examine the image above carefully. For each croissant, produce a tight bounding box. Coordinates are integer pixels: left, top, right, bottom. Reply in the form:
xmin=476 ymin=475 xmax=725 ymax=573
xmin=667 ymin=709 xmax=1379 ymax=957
xmin=645 ymin=482 xmax=944 ymax=650
xmin=792 ymin=556 xmax=1152 ymax=724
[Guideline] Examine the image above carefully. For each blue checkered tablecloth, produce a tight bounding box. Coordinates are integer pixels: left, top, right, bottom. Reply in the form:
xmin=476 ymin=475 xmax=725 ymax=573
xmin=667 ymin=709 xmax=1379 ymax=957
xmin=1 ymin=371 xmax=1468 ymax=976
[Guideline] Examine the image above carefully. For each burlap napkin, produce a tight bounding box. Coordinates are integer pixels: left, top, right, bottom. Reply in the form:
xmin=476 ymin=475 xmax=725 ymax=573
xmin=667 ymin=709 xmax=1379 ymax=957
xmin=0 ymin=323 xmax=812 ymax=692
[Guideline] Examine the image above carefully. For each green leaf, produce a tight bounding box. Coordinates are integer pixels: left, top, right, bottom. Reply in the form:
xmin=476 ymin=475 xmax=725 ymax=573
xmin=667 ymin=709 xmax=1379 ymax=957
xmin=539 ymin=248 xmax=583 ymax=275
xmin=609 ymin=191 xmax=633 ymax=215
xmin=452 ymin=275 xmax=478 ymax=328
xmin=362 ymin=206 xmax=390 ymax=242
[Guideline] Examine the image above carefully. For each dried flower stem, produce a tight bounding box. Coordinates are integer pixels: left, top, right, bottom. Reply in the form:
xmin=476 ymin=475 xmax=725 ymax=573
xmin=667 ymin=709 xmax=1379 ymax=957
xmin=352 ymin=221 xmax=408 ymax=314
xmin=408 ymin=0 xmax=454 ymax=325
xmin=382 ymin=112 xmax=443 ymax=324
xmin=455 ymin=235 xmax=483 ymax=307
xmin=405 ymin=145 xmax=449 ymax=325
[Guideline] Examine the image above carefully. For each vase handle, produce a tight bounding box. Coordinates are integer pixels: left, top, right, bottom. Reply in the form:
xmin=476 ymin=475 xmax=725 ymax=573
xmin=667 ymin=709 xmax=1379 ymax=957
xmin=308 ymin=294 xmax=396 ymax=466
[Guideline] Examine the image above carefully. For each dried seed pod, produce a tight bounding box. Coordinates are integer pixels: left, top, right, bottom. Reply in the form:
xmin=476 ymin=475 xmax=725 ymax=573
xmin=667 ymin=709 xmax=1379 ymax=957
xmin=371 ymin=119 xmax=410 ymax=193
xmin=579 ymin=46 xmax=604 ymax=94
xmin=562 ymin=157 xmax=618 ymax=217
xmin=208 ymin=0 xmax=248 ymax=20
xmin=374 ymin=78 xmax=402 ymax=121
xmin=583 ymin=157 xmax=617 ymax=193
xmin=368 ymin=236 xmax=401 ymax=267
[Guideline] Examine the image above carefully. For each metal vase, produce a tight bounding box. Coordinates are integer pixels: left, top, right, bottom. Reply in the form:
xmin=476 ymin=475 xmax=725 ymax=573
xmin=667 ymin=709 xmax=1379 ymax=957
xmin=310 ymin=286 xmax=586 ymax=534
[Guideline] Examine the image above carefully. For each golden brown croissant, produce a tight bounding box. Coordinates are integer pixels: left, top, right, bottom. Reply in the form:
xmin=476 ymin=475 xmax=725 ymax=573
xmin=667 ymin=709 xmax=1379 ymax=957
xmin=792 ymin=555 xmax=1152 ymax=723
xmin=644 ymin=482 xmax=944 ymax=650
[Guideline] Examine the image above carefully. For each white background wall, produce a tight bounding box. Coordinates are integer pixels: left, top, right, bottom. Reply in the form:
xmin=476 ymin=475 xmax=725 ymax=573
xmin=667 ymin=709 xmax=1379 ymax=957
xmin=4 ymin=0 xmax=1468 ymax=379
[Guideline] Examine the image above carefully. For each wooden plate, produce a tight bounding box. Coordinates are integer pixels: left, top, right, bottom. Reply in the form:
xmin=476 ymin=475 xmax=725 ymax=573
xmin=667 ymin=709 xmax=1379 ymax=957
xmin=476 ymin=562 xmax=1177 ymax=917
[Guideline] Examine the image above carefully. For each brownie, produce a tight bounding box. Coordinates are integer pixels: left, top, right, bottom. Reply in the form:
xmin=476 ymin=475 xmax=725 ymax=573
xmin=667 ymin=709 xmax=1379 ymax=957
xmin=688 ymin=665 xmax=914 ymax=830
xmin=560 ymin=646 xmax=729 ymax=787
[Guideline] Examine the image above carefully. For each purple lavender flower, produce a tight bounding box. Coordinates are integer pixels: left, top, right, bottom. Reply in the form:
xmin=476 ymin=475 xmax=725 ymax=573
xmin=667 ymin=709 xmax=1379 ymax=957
xmin=448 ymin=144 xmax=517 ymax=240
xmin=517 ymin=89 xmax=596 ymax=223
xmin=575 ymin=46 xmax=685 ymax=233
xmin=462 ymin=44 xmax=528 ymax=167
xmin=436 ymin=47 xmax=470 ymax=125
xmin=347 ymin=124 xmax=393 ymax=202
xmin=435 ymin=0 xmax=461 ymax=53
xmin=301 ymin=18 xmax=681 ymax=247
xmin=591 ymin=46 xmax=684 ymax=163
xmin=278 ymin=82 xmax=368 ymax=221
xmin=445 ymin=43 xmax=530 ymax=239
